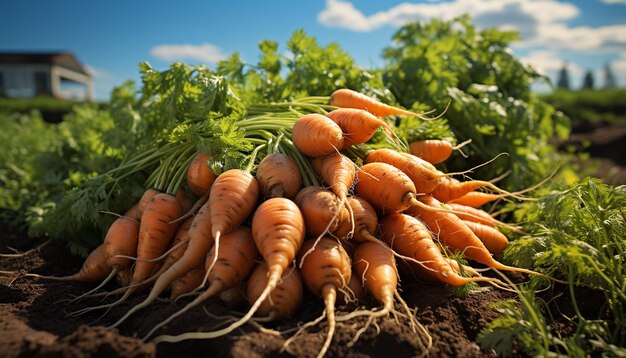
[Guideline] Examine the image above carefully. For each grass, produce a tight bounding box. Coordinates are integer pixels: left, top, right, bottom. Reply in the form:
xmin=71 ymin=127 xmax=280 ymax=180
xmin=541 ymin=88 xmax=626 ymax=123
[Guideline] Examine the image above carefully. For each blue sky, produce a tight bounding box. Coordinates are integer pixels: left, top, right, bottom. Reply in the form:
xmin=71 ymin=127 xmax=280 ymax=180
xmin=1 ymin=0 xmax=625 ymax=99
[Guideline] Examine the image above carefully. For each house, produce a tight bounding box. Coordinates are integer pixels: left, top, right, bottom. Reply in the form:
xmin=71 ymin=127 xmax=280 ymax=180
xmin=0 ymin=52 xmax=93 ymax=101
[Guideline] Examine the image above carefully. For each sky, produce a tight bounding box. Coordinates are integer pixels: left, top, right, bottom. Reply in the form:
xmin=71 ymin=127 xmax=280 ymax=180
xmin=1 ymin=0 xmax=625 ymax=100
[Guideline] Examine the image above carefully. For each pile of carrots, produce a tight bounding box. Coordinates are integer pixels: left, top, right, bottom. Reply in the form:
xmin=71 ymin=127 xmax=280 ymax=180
xmin=22 ymin=89 xmax=539 ymax=357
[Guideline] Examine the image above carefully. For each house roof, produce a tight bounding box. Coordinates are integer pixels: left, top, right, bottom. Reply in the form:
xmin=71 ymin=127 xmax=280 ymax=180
xmin=0 ymin=52 xmax=90 ymax=76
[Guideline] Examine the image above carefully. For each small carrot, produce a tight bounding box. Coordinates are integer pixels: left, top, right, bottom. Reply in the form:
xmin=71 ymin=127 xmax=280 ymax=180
xmin=431 ymin=176 xmax=513 ymax=203
xmin=329 ymin=89 xmax=423 ymax=118
xmin=136 ymin=188 xmax=161 ymax=220
xmin=333 ymin=196 xmax=378 ymax=243
xmin=409 ymin=139 xmax=470 ymax=164
xmin=256 ymin=153 xmax=302 ymax=199
xmin=298 ymin=237 xmax=351 ymax=357
xmin=449 ymin=191 xmax=504 ymax=208
xmin=447 ymin=203 xmax=496 ymax=227
xmin=292 ymin=114 xmax=344 ymax=157
xmin=326 ymin=108 xmax=398 ymax=148
xmin=294 ymin=186 xmax=348 ymax=237
xmin=462 ymin=220 xmax=509 ymax=255
xmin=365 ymin=148 xmax=442 ymax=195
xmin=186 ymin=152 xmax=217 ymax=197
xmin=246 ymin=263 xmax=303 ymax=321
xmin=169 ymin=263 xmax=206 ymax=300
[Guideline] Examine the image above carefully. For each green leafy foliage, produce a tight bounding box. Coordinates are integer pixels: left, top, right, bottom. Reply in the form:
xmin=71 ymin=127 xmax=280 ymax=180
xmin=480 ymin=179 xmax=626 ymax=356
xmin=382 ymin=16 xmax=570 ymax=189
xmin=542 ymin=88 xmax=626 ymax=123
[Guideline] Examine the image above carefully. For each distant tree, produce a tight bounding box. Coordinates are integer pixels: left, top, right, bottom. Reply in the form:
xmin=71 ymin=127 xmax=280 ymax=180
xmin=603 ymin=62 xmax=616 ymax=89
xmin=557 ymin=64 xmax=570 ymax=90
xmin=582 ymin=70 xmax=595 ymax=90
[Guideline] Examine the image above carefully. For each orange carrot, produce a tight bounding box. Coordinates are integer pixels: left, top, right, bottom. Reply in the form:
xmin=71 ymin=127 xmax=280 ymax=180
xmin=333 ymin=196 xmax=378 ymax=243
xmin=186 ymin=152 xmax=217 ymax=197
xmin=246 ymin=263 xmax=303 ymax=320
xmin=136 ymin=188 xmax=161 ymax=220
xmin=299 ymin=237 xmax=352 ymax=357
xmin=132 ymin=193 xmax=183 ymax=285
xmin=462 ymin=220 xmax=509 ymax=255
xmin=292 ymin=114 xmax=344 ymax=157
xmin=449 ymin=191 xmax=504 ymax=207
xmin=379 ymin=213 xmax=494 ymax=286
xmin=151 ymin=197 xmax=304 ymax=343
xmin=310 ymin=153 xmax=356 ymax=201
xmin=405 ymin=195 xmax=533 ymax=275
xmin=447 ymin=203 xmax=496 ymax=227
xmin=170 ymin=263 xmax=206 ymax=300
xmin=365 ymin=148 xmax=442 ymax=195
xmin=294 ymin=186 xmax=348 ymax=237
xmin=326 ymin=108 xmax=397 ymax=148
xmin=143 ymin=226 xmax=257 ymax=340
xmin=329 ymin=89 xmax=423 ymax=117
xmin=337 ymin=273 xmax=364 ymax=305
xmin=256 ymin=153 xmax=302 ymax=199
xmin=409 ymin=139 xmax=469 ymax=164
xmin=219 ymin=284 xmax=246 ymax=309
xmin=354 ymin=162 xmax=420 ymax=214
xmin=431 ymin=177 xmax=510 ymax=203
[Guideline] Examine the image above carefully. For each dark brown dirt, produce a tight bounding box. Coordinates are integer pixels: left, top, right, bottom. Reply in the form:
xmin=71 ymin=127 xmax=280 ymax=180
xmin=0 ymin=231 xmax=515 ymax=358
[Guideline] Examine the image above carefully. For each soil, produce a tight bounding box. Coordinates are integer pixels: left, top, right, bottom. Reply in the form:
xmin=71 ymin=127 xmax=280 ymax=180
xmin=0 ymin=229 xmax=516 ymax=358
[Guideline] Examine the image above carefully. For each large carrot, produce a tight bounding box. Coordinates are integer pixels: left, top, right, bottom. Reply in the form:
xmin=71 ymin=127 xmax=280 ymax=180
xmin=379 ymin=213 xmax=496 ymax=286
xmin=329 ymin=89 xmax=424 ymax=118
xmin=292 ymin=114 xmax=344 ymax=157
xmin=405 ymin=195 xmax=534 ymax=275
xmin=354 ymin=162 xmax=420 ymax=214
xmin=365 ymin=148 xmax=442 ymax=195
xmin=256 ymin=153 xmax=302 ymax=199
xmin=326 ymin=108 xmax=398 ymax=148
xmin=186 ymin=152 xmax=217 ymax=197
xmin=447 ymin=203 xmax=496 ymax=227
xmin=136 ymin=188 xmax=161 ymax=220
xmin=143 ymin=226 xmax=257 ymax=339
xmin=298 ymin=237 xmax=351 ymax=357
xmin=449 ymin=191 xmax=504 ymax=208
xmin=310 ymin=152 xmax=356 ymax=201
xmin=152 ymin=197 xmax=304 ymax=343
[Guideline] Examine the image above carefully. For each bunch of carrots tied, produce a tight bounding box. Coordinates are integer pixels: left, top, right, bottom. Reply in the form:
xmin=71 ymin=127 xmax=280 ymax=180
xmin=18 ymin=88 xmax=549 ymax=357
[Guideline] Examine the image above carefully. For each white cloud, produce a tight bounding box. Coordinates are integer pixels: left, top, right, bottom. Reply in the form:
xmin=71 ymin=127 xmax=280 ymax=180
xmin=317 ymin=0 xmax=626 ymax=53
xmin=602 ymin=0 xmax=626 ymax=4
xmin=150 ymin=43 xmax=227 ymax=64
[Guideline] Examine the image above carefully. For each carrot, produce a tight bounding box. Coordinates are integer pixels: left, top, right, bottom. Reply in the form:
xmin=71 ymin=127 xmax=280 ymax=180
xmin=256 ymin=153 xmax=302 ymax=199
xmin=294 ymin=186 xmax=348 ymax=237
xmin=136 ymin=188 xmax=161 ymax=220
xmin=337 ymin=273 xmax=364 ymax=305
xmin=329 ymin=89 xmax=423 ymax=118
xmin=447 ymin=203 xmax=496 ymax=227
xmin=169 ymin=263 xmax=206 ymax=300
xmin=219 ymin=284 xmax=246 ymax=309
xmin=338 ymin=241 xmax=432 ymax=353
xmin=186 ymin=152 xmax=217 ymax=197
xmin=152 ymin=197 xmax=304 ymax=343
xmin=333 ymin=196 xmax=377 ymax=243
xmin=132 ymin=193 xmax=183 ymax=285
xmin=409 ymin=139 xmax=470 ymax=164
xmin=449 ymin=191 xmax=504 ymax=207
xmin=298 ymin=237 xmax=351 ymax=357
xmin=431 ymin=176 xmax=512 ymax=203
xmin=326 ymin=108 xmax=398 ymax=148
xmin=310 ymin=153 xmax=356 ymax=201
xmin=462 ymin=220 xmax=509 ymax=255
xmin=405 ymin=195 xmax=534 ymax=275
xmin=143 ymin=226 xmax=257 ymax=340
xmin=246 ymin=263 xmax=303 ymax=321
xmin=292 ymin=113 xmax=344 ymax=157
xmin=354 ymin=162 xmax=420 ymax=214
xmin=123 ymin=204 xmax=140 ymax=222
xmin=365 ymin=148 xmax=442 ymax=195
xmin=379 ymin=213 xmax=495 ymax=286
xmin=109 ymin=203 xmax=213 ymax=328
